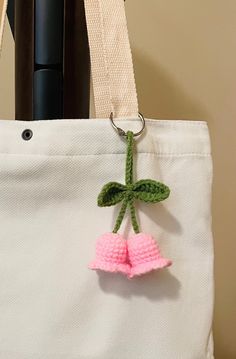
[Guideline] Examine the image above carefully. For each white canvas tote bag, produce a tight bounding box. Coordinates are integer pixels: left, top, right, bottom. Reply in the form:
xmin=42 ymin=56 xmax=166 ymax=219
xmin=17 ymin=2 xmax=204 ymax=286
xmin=0 ymin=1 xmax=214 ymax=358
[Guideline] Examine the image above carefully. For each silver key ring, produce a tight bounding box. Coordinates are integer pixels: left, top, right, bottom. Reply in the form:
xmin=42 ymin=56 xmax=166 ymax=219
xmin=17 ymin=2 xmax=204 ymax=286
xmin=109 ymin=112 xmax=146 ymax=137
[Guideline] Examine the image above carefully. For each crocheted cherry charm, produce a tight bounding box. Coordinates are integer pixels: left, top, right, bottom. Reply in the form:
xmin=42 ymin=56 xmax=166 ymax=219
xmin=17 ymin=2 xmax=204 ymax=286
xmin=127 ymin=233 xmax=172 ymax=279
xmin=88 ymin=232 xmax=130 ymax=275
xmin=89 ymin=127 xmax=172 ymax=279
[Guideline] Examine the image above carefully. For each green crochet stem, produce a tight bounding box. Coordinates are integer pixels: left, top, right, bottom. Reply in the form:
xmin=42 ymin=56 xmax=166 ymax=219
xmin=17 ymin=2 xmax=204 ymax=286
xmin=113 ymin=131 xmax=140 ymax=234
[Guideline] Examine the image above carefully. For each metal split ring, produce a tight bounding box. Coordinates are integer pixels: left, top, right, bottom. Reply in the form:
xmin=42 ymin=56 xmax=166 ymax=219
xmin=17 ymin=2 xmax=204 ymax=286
xmin=109 ymin=112 xmax=146 ymax=137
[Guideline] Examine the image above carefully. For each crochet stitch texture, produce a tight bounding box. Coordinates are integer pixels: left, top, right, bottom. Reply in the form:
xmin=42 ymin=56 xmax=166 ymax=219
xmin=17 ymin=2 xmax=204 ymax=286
xmin=88 ymin=130 xmax=172 ymax=278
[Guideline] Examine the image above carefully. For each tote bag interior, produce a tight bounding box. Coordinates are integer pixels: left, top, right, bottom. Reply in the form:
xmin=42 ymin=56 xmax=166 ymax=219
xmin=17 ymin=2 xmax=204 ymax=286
xmin=0 ymin=1 xmax=214 ymax=358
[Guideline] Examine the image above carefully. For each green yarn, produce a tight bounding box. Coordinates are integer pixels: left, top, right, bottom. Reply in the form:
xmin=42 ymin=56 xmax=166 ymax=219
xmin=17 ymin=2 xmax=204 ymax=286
xmin=97 ymin=182 xmax=126 ymax=207
xmin=125 ymin=131 xmax=134 ymax=186
xmin=113 ymin=196 xmax=129 ymax=234
xmin=129 ymin=198 xmax=140 ymax=234
xmin=97 ymin=130 xmax=170 ymax=233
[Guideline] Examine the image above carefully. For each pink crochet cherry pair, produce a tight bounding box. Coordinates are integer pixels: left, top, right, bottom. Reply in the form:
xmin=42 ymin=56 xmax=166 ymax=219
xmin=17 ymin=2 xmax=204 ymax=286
xmin=89 ymin=232 xmax=172 ymax=279
xmin=88 ymin=127 xmax=172 ymax=280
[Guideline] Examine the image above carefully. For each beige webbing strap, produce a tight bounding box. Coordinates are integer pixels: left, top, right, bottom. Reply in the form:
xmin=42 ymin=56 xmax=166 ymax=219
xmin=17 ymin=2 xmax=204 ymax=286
xmin=0 ymin=0 xmax=139 ymax=119
xmin=84 ymin=0 xmax=139 ymax=118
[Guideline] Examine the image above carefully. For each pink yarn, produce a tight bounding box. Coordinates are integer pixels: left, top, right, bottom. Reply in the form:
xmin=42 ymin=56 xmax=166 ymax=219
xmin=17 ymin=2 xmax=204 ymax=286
xmin=127 ymin=233 xmax=172 ymax=279
xmin=89 ymin=232 xmax=172 ymax=279
xmin=88 ymin=232 xmax=130 ymax=275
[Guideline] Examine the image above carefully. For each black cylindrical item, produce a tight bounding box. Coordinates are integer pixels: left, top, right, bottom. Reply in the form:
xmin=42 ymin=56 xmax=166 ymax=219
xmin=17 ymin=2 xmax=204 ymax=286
xmin=34 ymin=0 xmax=64 ymax=119
xmin=7 ymin=0 xmax=15 ymax=37
xmin=13 ymin=0 xmax=90 ymax=120
xmin=35 ymin=0 xmax=64 ymax=65
xmin=33 ymin=69 xmax=63 ymax=120
xmin=64 ymin=0 xmax=90 ymax=119
xmin=15 ymin=0 xmax=34 ymax=120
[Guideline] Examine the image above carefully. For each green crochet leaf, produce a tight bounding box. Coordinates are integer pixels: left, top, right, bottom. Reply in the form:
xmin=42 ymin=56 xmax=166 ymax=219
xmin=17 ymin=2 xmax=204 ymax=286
xmin=133 ymin=179 xmax=170 ymax=203
xmin=97 ymin=182 xmax=127 ymax=207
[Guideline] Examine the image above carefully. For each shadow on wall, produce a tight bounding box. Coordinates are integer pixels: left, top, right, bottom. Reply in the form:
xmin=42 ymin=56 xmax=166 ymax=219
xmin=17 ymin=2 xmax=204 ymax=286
xmin=131 ymin=47 xmax=208 ymax=121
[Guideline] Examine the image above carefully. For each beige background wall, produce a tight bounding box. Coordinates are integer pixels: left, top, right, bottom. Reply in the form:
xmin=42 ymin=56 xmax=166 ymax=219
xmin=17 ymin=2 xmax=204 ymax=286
xmin=0 ymin=1 xmax=235 ymax=358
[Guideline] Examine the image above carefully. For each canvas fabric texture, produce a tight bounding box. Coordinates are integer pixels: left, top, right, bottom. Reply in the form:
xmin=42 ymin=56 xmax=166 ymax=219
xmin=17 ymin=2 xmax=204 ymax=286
xmin=0 ymin=1 xmax=214 ymax=358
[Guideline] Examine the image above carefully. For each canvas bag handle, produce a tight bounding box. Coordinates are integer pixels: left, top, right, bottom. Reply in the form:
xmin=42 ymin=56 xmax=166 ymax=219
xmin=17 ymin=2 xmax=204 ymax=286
xmin=0 ymin=0 xmax=139 ymax=119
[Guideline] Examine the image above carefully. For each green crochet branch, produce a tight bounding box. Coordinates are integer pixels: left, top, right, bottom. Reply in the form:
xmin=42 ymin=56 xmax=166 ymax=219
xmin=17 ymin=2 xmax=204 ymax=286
xmin=97 ymin=130 xmax=171 ymax=234
xmin=113 ymin=131 xmax=139 ymax=233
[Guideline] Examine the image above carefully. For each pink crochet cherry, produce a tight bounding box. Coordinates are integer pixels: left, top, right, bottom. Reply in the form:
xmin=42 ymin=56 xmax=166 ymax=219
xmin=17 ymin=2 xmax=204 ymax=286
xmin=88 ymin=232 xmax=131 ymax=275
xmin=89 ymin=131 xmax=172 ymax=280
xmin=127 ymin=233 xmax=172 ymax=279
